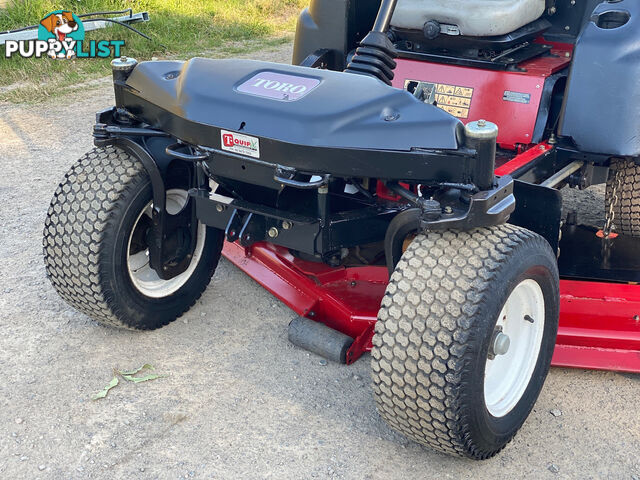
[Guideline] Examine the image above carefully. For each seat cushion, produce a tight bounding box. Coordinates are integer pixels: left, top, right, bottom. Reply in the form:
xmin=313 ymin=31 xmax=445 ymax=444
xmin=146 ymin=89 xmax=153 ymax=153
xmin=391 ymin=0 xmax=546 ymax=37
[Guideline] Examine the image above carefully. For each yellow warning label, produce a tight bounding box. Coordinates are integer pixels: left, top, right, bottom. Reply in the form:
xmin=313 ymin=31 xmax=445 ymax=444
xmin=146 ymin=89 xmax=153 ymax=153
xmin=435 ymin=94 xmax=471 ymax=108
xmin=404 ymin=79 xmax=474 ymax=119
xmin=440 ymin=105 xmax=471 ymax=118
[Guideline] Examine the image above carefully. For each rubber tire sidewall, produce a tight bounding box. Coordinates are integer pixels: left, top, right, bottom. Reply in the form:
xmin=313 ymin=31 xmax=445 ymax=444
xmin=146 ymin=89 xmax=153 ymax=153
xmin=105 ymin=180 xmax=223 ymax=329
xmin=464 ymin=250 xmax=559 ymax=454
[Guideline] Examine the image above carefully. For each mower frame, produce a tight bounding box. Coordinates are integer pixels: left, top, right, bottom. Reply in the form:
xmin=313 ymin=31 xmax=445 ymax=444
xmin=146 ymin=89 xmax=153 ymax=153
xmin=88 ymin=0 xmax=640 ymax=375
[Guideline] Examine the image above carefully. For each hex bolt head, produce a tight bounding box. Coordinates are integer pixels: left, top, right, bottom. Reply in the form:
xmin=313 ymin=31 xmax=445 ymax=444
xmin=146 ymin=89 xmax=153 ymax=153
xmin=492 ymin=332 xmax=511 ymax=356
xmin=216 ymin=204 xmax=224 ymax=212
xmin=268 ymin=227 xmax=279 ymax=238
xmin=444 ymin=206 xmax=453 ymax=214
xmin=282 ymin=221 xmax=292 ymax=230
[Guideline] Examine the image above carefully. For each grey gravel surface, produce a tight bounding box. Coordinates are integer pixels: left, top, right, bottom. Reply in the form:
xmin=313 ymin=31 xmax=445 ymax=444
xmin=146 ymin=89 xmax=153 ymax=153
xmin=1 ymin=44 xmax=639 ymax=480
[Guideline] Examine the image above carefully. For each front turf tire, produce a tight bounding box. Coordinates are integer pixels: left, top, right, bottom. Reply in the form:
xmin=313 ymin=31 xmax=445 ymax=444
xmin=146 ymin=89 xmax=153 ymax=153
xmin=43 ymin=146 xmax=224 ymax=330
xmin=371 ymin=224 xmax=560 ymax=459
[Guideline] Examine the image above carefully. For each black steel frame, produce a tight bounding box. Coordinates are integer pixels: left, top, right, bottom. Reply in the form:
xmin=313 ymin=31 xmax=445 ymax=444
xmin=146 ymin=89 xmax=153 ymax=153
xmin=93 ymin=101 xmax=516 ymax=269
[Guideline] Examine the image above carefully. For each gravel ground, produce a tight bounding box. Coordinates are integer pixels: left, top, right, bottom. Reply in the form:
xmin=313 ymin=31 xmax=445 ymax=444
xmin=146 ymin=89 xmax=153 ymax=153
xmin=1 ymin=44 xmax=639 ymax=480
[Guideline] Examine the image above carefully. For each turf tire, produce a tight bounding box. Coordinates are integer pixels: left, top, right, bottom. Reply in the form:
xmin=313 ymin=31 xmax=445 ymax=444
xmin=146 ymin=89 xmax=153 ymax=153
xmin=43 ymin=146 xmax=224 ymax=330
xmin=371 ymin=224 xmax=560 ymax=459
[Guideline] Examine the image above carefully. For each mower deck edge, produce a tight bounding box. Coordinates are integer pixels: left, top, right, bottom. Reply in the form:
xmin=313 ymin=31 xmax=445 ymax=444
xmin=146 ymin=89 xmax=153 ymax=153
xmin=223 ymin=242 xmax=640 ymax=372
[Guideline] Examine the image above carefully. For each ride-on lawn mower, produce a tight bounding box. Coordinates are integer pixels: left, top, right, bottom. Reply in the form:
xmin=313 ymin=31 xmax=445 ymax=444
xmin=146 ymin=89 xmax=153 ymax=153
xmin=43 ymin=0 xmax=640 ymax=459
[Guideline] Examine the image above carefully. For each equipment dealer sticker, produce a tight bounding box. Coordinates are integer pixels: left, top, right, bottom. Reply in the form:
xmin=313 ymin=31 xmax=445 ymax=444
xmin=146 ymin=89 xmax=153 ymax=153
xmin=221 ymin=130 xmax=260 ymax=159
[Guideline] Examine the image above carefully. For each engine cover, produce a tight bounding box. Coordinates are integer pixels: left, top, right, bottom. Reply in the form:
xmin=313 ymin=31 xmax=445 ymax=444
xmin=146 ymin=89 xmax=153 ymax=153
xmin=123 ymin=58 xmax=462 ymax=152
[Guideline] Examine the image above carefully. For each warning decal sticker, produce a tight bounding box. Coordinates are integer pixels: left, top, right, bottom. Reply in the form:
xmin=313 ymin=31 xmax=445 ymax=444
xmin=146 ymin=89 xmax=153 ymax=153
xmin=404 ymin=79 xmax=474 ymax=119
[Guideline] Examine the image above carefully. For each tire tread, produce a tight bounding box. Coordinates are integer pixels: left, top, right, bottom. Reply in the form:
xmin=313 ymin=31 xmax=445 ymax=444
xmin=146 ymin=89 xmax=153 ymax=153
xmin=43 ymin=146 xmax=217 ymax=330
xmin=607 ymin=159 xmax=640 ymax=237
xmin=371 ymin=224 xmax=551 ymax=459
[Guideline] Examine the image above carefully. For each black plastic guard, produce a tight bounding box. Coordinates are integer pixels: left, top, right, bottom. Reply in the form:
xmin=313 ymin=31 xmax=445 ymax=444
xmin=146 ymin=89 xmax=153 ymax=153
xmin=509 ymin=180 xmax=562 ymax=254
xmin=559 ymin=0 xmax=640 ymax=156
xmin=121 ymin=58 xmax=462 ymax=152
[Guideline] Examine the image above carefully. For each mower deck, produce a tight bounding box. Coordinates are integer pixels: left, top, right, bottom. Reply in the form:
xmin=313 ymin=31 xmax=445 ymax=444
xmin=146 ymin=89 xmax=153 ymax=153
xmin=223 ymin=240 xmax=640 ymax=373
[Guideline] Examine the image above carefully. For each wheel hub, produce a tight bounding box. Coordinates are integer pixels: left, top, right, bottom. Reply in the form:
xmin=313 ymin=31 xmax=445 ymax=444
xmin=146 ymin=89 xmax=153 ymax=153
xmin=127 ymin=189 xmax=207 ymax=299
xmin=489 ymin=329 xmax=511 ymax=359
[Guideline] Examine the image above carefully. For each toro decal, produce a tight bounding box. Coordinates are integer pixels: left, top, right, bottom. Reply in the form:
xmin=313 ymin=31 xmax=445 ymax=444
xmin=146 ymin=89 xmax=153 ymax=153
xmin=221 ymin=130 xmax=260 ymax=159
xmin=237 ymin=72 xmax=320 ymax=101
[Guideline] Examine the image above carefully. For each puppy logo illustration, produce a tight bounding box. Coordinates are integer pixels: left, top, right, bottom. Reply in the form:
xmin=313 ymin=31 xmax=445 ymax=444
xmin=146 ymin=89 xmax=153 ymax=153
xmin=38 ymin=10 xmax=85 ymax=59
xmin=5 ymin=11 xmax=123 ymax=60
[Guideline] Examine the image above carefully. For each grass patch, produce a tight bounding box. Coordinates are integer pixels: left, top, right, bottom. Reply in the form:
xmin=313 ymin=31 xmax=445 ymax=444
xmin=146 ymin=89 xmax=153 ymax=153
xmin=0 ymin=0 xmax=306 ymax=102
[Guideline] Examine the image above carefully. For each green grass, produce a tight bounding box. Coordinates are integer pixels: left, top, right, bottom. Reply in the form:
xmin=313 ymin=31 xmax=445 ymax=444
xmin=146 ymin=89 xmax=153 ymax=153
xmin=0 ymin=0 xmax=306 ymax=102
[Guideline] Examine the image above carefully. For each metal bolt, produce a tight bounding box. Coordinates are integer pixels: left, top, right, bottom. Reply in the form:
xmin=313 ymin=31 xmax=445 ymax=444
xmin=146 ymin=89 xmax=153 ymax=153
xmin=492 ymin=332 xmax=511 ymax=357
xmin=216 ymin=204 xmax=224 ymax=212
xmin=477 ymin=119 xmax=487 ymax=128
xmin=268 ymin=227 xmax=279 ymax=238
xmin=350 ymin=280 xmax=357 ymax=287
xmin=564 ymin=25 xmax=571 ymax=31
xmin=549 ymin=6 xmax=557 ymax=14
xmin=282 ymin=221 xmax=292 ymax=230
xmin=444 ymin=206 xmax=453 ymax=214
xmin=565 ymin=52 xmax=571 ymax=58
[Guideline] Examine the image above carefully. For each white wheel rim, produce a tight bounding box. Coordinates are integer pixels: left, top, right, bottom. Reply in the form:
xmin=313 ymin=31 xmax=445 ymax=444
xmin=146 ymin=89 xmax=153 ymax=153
xmin=127 ymin=189 xmax=206 ymax=299
xmin=484 ymin=279 xmax=545 ymax=418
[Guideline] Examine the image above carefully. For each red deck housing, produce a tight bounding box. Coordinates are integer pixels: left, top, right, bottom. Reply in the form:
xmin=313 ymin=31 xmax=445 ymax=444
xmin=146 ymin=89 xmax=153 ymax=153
xmin=223 ymin=241 xmax=640 ymax=372
xmin=222 ymin=49 xmax=640 ymax=373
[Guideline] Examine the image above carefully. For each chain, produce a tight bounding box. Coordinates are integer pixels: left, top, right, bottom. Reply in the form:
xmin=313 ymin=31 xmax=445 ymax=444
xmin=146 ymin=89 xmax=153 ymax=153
xmin=603 ymin=164 xmax=623 ymax=237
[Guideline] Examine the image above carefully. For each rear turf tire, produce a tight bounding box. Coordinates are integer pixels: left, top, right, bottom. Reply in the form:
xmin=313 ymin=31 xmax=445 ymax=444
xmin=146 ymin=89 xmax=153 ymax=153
xmin=371 ymin=224 xmax=559 ymax=459
xmin=43 ymin=146 xmax=224 ymax=330
xmin=606 ymin=159 xmax=640 ymax=237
